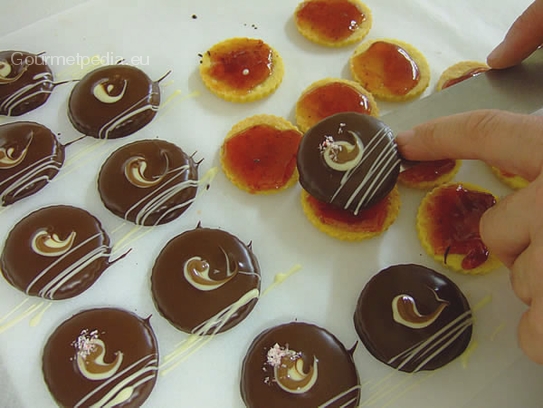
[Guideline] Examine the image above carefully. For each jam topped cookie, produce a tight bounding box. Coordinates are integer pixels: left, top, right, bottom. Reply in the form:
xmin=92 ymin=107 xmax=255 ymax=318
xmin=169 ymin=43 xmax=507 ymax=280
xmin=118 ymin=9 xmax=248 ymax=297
xmin=294 ymin=0 xmax=372 ymax=47
xmin=0 ymin=50 xmax=54 ymax=116
xmin=68 ymin=64 xmax=160 ymax=139
xmin=295 ymin=78 xmax=378 ymax=133
xmin=350 ymin=39 xmax=430 ymax=101
xmin=221 ymin=115 xmax=302 ymax=194
xmin=398 ymin=159 xmax=461 ymax=190
xmin=199 ymin=37 xmax=284 ymax=102
xmin=297 ymin=112 xmax=400 ymax=214
xmin=43 ymin=308 xmax=159 ymax=407
xmin=97 ymin=139 xmax=199 ymax=226
xmin=241 ymin=322 xmax=360 ymax=407
xmin=436 ymin=61 xmax=489 ymax=91
xmin=354 ymin=264 xmax=473 ymax=372
xmin=417 ymin=182 xmax=501 ymax=274
xmin=0 ymin=121 xmax=64 ymax=206
xmin=0 ymin=205 xmax=120 ymax=300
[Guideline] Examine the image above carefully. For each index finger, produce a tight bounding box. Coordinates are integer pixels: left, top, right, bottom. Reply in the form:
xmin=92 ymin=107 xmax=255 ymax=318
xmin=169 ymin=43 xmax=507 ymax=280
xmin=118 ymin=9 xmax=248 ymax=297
xmin=395 ymin=109 xmax=543 ymax=181
xmin=487 ymin=0 xmax=543 ymax=69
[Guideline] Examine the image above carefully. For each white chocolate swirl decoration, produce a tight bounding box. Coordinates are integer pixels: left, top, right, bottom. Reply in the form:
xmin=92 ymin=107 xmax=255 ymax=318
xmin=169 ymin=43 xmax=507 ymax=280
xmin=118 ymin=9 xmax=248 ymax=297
xmin=392 ymin=289 xmax=450 ymax=329
xmin=267 ymin=344 xmax=319 ymax=394
xmin=76 ymin=336 xmax=124 ymax=381
xmin=0 ymin=60 xmax=28 ymax=84
xmin=184 ymin=248 xmax=238 ymax=291
xmin=31 ymin=229 xmax=77 ymax=257
xmin=320 ymin=131 xmax=364 ymax=172
xmin=124 ymin=156 xmax=166 ymax=188
xmin=92 ymin=79 xmax=128 ymax=104
xmin=0 ymin=134 xmax=32 ymax=169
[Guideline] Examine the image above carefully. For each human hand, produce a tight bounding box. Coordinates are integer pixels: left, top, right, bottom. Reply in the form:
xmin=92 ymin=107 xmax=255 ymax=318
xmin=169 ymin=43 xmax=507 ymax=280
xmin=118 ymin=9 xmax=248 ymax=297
xmin=396 ymin=110 xmax=543 ymax=364
xmin=487 ymin=0 xmax=543 ymax=68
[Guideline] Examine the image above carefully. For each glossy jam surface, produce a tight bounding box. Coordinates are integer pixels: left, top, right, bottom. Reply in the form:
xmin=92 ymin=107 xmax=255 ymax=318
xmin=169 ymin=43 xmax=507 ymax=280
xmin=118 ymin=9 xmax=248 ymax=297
xmin=307 ymin=190 xmax=390 ymax=232
xmin=426 ymin=184 xmax=496 ymax=269
xmin=352 ymin=41 xmax=420 ymax=95
xmin=298 ymin=82 xmax=372 ymax=126
xmin=399 ymin=159 xmax=456 ymax=183
xmin=223 ymin=125 xmax=301 ymax=192
xmin=208 ymin=38 xmax=273 ymax=91
xmin=442 ymin=67 xmax=488 ymax=89
xmin=296 ymin=0 xmax=366 ymax=41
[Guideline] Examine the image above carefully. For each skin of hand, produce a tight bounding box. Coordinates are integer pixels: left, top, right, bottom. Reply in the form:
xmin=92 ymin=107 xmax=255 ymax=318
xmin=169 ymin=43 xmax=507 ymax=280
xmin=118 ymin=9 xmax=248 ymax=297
xmin=396 ymin=0 xmax=543 ymax=364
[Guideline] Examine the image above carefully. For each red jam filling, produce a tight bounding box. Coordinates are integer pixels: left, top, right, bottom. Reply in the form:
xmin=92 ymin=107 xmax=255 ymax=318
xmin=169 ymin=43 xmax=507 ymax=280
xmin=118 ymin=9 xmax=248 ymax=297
xmin=296 ymin=0 xmax=366 ymax=42
xmin=399 ymin=160 xmax=456 ymax=183
xmin=223 ymin=124 xmax=301 ymax=192
xmin=351 ymin=41 xmax=420 ymax=95
xmin=208 ymin=39 xmax=273 ymax=91
xmin=298 ymin=82 xmax=372 ymax=126
xmin=307 ymin=191 xmax=391 ymax=232
xmin=442 ymin=67 xmax=488 ymax=89
xmin=426 ymin=184 xmax=496 ymax=269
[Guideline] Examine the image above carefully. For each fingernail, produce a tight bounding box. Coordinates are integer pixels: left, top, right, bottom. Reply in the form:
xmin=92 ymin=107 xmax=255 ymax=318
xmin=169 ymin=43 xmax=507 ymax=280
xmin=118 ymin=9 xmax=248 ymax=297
xmin=487 ymin=41 xmax=506 ymax=65
xmin=395 ymin=129 xmax=415 ymax=145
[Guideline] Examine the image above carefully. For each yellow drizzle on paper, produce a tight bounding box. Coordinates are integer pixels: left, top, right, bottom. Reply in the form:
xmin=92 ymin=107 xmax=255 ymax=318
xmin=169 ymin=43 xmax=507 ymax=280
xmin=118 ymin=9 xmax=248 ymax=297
xmin=261 ymin=264 xmax=303 ymax=297
xmin=0 ymin=299 xmax=49 ymax=333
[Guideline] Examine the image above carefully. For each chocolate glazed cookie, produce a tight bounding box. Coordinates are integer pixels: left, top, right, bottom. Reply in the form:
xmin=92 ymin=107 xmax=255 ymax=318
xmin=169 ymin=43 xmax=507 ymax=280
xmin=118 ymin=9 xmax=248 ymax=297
xmin=241 ymin=322 xmax=360 ymax=408
xmin=98 ymin=139 xmax=199 ymax=226
xmin=0 ymin=50 xmax=54 ymax=116
xmin=354 ymin=264 xmax=473 ymax=372
xmin=0 ymin=205 xmax=122 ymax=300
xmin=68 ymin=65 xmax=160 ymax=139
xmin=297 ymin=112 xmax=400 ymax=214
xmin=0 ymin=121 xmax=64 ymax=206
xmin=43 ymin=308 xmax=159 ymax=408
xmin=151 ymin=226 xmax=261 ymax=334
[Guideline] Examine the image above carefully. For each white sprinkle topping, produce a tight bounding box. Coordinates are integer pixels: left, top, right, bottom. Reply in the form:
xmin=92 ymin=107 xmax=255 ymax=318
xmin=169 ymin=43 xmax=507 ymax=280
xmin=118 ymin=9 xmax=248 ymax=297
xmin=242 ymin=68 xmax=250 ymax=76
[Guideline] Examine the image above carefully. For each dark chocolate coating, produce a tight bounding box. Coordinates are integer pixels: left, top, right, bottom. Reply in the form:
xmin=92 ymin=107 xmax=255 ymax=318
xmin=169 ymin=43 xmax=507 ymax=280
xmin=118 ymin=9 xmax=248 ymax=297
xmin=0 ymin=51 xmax=54 ymax=116
xmin=0 ymin=205 xmax=115 ymax=300
xmin=354 ymin=264 xmax=472 ymax=372
xmin=241 ymin=322 xmax=360 ymax=408
xmin=97 ymin=139 xmax=198 ymax=226
xmin=297 ymin=112 xmax=400 ymax=213
xmin=0 ymin=121 xmax=64 ymax=206
xmin=68 ymin=65 xmax=160 ymax=139
xmin=43 ymin=308 xmax=159 ymax=408
xmin=151 ymin=226 xmax=260 ymax=334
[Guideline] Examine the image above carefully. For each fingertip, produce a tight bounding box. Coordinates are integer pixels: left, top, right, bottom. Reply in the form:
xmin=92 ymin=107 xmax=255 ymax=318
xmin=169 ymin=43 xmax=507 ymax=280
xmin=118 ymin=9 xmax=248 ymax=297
xmin=487 ymin=41 xmax=507 ymax=68
xmin=518 ymin=301 xmax=543 ymax=364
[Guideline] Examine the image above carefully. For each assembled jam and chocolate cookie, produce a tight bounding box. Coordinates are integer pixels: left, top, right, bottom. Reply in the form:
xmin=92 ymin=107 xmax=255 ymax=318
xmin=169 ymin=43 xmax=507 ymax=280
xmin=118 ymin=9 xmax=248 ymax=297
xmin=295 ymin=78 xmax=379 ymax=133
xmin=349 ymin=38 xmax=430 ymax=101
xmin=297 ymin=112 xmax=400 ymax=214
xmin=43 ymin=308 xmax=159 ymax=408
xmin=0 ymin=205 xmax=120 ymax=300
xmin=417 ymin=182 xmax=501 ymax=274
xmin=151 ymin=226 xmax=261 ymax=334
xmin=199 ymin=37 xmax=284 ymax=103
xmin=354 ymin=264 xmax=473 ymax=372
xmin=0 ymin=50 xmax=55 ymax=116
xmin=0 ymin=121 xmax=64 ymax=206
xmin=220 ymin=114 xmax=302 ymax=194
xmin=294 ymin=0 xmax=373 ymax=47
xmin=241 ymin=322 xmax=360 ymax=408
xmin=68 ymin=64 xmax=160 ymax=139
xmin=97 ymin=139 xmax=199 ymax=226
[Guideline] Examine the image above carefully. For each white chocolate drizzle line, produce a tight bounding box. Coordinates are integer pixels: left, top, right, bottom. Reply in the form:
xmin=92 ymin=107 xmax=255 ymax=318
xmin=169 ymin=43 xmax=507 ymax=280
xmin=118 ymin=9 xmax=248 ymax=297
xmin=330 ymin=127 xmax=399 ymax=215
xmin=75 ymin=353 xmax=158 ymax=408
xmin=317 ymin=384 xmax=361 ymax=408
xmin=0 ymin=72 xmax=54 ymax=116
xmin=26 ymin=232 xmax=111 ymax=299
xmin=0 ymin=154 xmax=62 ymax=205
xmin=261 ymin=264 xmax=302 ymax=297
xmin=97 ymin=93 xmax=159 ymax=139
xmin=0 ymin=298 xmax=50 ymax=333
xmin=159 ymin=288 xmax=259 ymax=376
xmin=387 ymin=310 xmax=473 ymax=373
